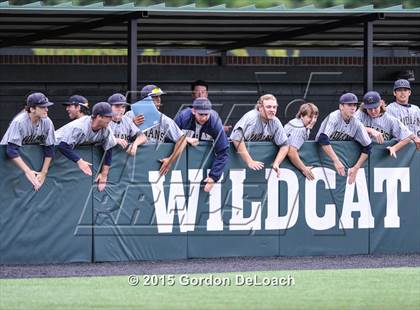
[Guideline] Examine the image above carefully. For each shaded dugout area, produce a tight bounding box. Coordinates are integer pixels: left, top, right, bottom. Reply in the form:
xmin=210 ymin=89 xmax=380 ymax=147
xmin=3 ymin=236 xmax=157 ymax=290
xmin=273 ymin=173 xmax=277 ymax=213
xmin=0 ymin=2 xmax=419 ymax=136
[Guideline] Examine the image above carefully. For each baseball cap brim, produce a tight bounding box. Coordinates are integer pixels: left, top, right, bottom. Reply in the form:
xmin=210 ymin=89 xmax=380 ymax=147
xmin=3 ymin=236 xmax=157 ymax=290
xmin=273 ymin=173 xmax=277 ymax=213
xmin=37 ymin=101 xmax=54 ymax=107
xmin=195 ymin=109 xmax=211 ymax=114
xmin=110 ymin=102 xmax=129 ymax=106
xmin=364 ymin=102 xmax=380 ymax=109
xmin=394 ymin=86 xmax=411 ymax=91
xmin=148 ymin=89 xmax=166 ymax=97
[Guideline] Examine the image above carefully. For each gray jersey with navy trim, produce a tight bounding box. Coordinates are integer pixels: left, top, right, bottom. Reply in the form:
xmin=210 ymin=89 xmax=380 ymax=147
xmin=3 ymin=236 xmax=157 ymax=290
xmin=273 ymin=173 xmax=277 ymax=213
xmin=109 ymin=115 xmax=140 ymax=142
xmin=316 ymin=110 xmax=371 ymax=146
xmin=284 ymin=118 xmax=310 ymax=150
xmin=386 ymin=102 xmax=420 ymax=138
xmin=355 ymin=110 xmax=412 ymax=141
xmin=125 ymin=110 xmax=182 ymax=143
xmin=55 ymin=115 xmax=116 ymax=151
xmin=230 ymin=109 xmax=288 ymax=146
xmin=143 ymin=113 xmax=183 ymax=144
xmin=1 ymin=112 xmax=55 ymax=146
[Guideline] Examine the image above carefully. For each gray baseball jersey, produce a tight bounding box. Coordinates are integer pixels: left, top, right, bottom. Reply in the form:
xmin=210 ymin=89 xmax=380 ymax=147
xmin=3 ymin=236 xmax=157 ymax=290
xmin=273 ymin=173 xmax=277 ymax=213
xmin=386 ymin=102 xmax=420 ymax=138
xmin=284 ymin=118 xmax=310 ymax=150
xmin=125 ymin=110 xmax=182 ymax=144
xmin=316 ymin=110 xmax=371 ymax=146
xmin=125 ymin=110 xmax=135 ymax=119
xmin=109 ymin=115 xmax=140 ymax=142
xmin=55 ymin=115 xmax=116 ymax=151
xmin=230 ymin=109 xmax=288 ymax=146
xmin=143 ymin=113 xmax=183 ymax=144
xmin=355 ymin=110 xmax=412 ymax=141
xmin=1 ymin=112 xmax=55 ymax=146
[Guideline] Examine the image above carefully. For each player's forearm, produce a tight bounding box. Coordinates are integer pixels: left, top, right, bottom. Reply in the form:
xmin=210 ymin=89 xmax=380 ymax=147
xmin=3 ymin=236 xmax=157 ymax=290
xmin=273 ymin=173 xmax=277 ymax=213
xmin=40 ymin=157 xmax=52 ymax=174
xmin=287 ymin=147 xmax=307 ymax=172
xmin=232 ymin=140 xmax=253 ymax=164
xmin=392 ymin=137 xmax=412 ymax=153
xmin=273 ymin=145 xmax=289 ymax=166
xmin=100 ymin=164 xmax=110 ymax=178
xmin=11 ymin=156 xmax=32 ymax=174
xmin=133 ymin=133 xmax=147 ymax=147
xmin=321 ymin=145 xmax=341 ymax=165
xmin=168 ymin=135 xmax=187 ymax=164
xmin=58 ymin=142 xmax=81 ymax=162
xmin=353 ymin=152 xmax=368 ymax=169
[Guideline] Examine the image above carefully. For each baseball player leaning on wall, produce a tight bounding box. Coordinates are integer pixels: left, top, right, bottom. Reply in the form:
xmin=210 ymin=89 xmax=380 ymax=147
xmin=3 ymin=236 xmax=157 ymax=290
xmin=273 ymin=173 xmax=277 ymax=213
xmin=55 ymin=102 xmax=117 ymax=192
xmin=316 ymin=93 xmax=372 ymax=185
xmin=107 ymin=93 xmax=146 ymax=156
xmin=284 ymin=102 xmax=319 ymax=180
xmin=230 ymin=94 xmax=289 ymax=178
xmin=355 ymin=91 xmax=414 ymax=158
xmin=1 ymin=92 xmax=55 ymax=191
xmin=386 ymin=79 xmax=420 ymax=150
xmin=62 ymin=95 xmax=90 ymax=120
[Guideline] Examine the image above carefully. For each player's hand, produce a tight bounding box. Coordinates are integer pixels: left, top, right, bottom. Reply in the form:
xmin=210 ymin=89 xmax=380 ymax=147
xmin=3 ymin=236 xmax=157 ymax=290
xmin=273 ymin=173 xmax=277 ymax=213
xmin=95 ymin=173 xmax=107 ymax=192
xmin=334 ymin=160 xmax=346 ymax=177
xmin=159 ymin=157 xmax=171 ymax=175
xmin=133 ymin=114 xmax=144 ymax=126
xmin=35 ymin=171 xmax=47 ymax=188
xmin=386 ymin=146 xmax=397 ymax=158
xmin=203 ymin=177 xmax=215 ymax=193
xmin=77 ymin=159 xmax=93 ymax=176
xmin=246 ymin=159 xmax=264 ymax=170
xmin=127 ymin=143 xmax=138 ymax=156
xmin=414 ymin=136 xmax=420 ymax=151
xmin=223 ymin=125 xmax=232 ymax=133
xmin=371 ymin=130 xmax=384 ymax=144
xmin=347 ymin=166 xmax=359 ymax=185
xmin=302 ymin=166 xmax=315 ymax=180
xmin=271 ymin=163 xmax=281 ymax=178
xmin=186 ymin=137 xmax=199 ymax=146
xmin=116 ymin=138 xmax=128 ymax=149
xmin=25 ymin=170 xmax=41 ymax=191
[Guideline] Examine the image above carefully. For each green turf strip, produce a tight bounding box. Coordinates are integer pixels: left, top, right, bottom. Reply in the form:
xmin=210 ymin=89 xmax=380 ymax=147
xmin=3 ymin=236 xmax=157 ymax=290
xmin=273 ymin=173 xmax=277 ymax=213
xmin=1 ymin=267 xmax=419 ymax=310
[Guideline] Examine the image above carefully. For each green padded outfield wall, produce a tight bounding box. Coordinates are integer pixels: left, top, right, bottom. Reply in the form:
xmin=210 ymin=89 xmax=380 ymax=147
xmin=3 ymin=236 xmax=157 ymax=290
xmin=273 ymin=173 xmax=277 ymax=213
xmin=0 ymin=145 xmax=93 ymax=264
xmin=0 ymin=142 xmax=418 ymax=264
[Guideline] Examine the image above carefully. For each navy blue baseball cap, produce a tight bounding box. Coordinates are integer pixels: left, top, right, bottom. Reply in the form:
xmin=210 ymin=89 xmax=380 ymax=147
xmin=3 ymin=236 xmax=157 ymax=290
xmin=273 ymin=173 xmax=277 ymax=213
xmin=64 ymin=95 xmax=89 ymax=108
xmin=27 ymin=92 xmax=54 ymax=107
xmin=363 ymin=91 xmax=381 ymax=109
xmin=108 ymin=93 xmax=129 ymax=106
xmin=393 ymin=79 xmax=411 ymax=91
xmin=193 ymin=98 xmax=212 ymax=114
xmin=92 ymin=102 xmax=114 ymax=117
xmin=140 ymin=85 xmax=166 ymax=100
xmin=339 ymin=93 xmax=358 ymax=105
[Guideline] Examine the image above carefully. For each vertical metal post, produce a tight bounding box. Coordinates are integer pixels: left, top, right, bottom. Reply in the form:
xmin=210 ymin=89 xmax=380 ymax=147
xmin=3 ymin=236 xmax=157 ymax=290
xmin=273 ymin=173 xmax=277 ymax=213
xmin=128 ymin=18 xmax=138 ymax=102
xmin=363 ymin=21 xmax=373 ymax=93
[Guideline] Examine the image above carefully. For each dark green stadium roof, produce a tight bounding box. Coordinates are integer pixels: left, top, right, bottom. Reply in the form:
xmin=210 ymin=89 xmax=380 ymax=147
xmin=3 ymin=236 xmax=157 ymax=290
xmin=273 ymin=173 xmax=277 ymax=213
xmin=0 ymin=1 xmax=419 ymax=50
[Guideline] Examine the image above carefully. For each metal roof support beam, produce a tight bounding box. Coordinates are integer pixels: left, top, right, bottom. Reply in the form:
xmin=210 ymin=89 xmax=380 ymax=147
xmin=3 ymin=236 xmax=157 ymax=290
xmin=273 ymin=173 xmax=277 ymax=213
xmin=218 ymin=13 xmax=382 ymax=52
xmin=364 ymin=21 xmax=373 ymax=93
xmin=0 ymin=11 xmax=146 ymax=48
xmin=128 ymin=18 xmax=138 ymax=103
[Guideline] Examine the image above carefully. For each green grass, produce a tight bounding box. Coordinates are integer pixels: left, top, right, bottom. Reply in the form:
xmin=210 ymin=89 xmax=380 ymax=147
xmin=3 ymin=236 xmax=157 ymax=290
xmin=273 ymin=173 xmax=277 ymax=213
xmin=1 ymin=268 xmax=419 ymax=310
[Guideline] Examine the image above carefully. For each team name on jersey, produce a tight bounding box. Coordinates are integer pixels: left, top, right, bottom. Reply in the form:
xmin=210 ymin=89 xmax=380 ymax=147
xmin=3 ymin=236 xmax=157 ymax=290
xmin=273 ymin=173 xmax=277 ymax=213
xmin=114 ymin=133 xmax=129 ymax=141
xmin=365 ymin=126 xmax=391 ymax=140
xmin=22 ymin=134 xmax=46 ymax=144
xmin=330 ymin=131 xmax=353 ymax=141
xmin=400 ymin=115 xmax=420 ymax=127
xmin=144 ymin=127 xmax=166 ymax=142
xmin=248 ymin=133 xmax=273 ymax=141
